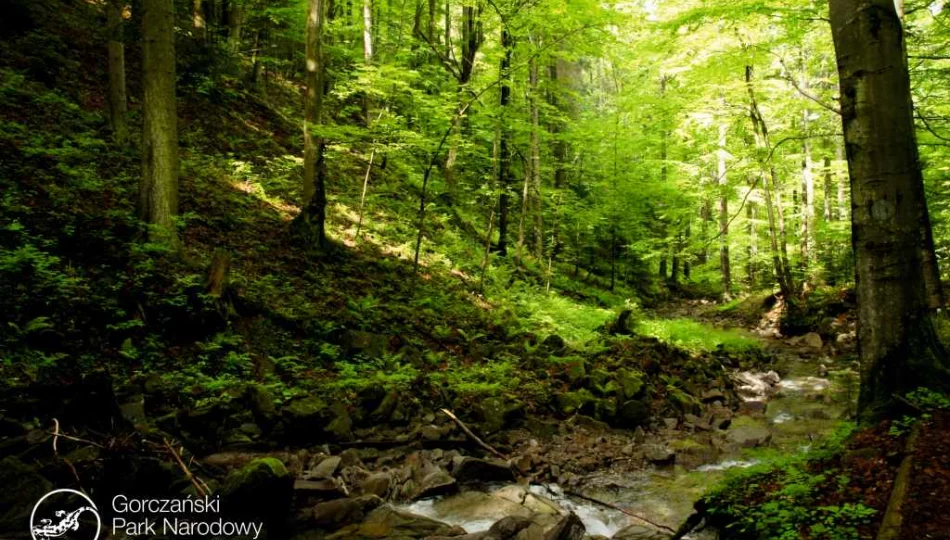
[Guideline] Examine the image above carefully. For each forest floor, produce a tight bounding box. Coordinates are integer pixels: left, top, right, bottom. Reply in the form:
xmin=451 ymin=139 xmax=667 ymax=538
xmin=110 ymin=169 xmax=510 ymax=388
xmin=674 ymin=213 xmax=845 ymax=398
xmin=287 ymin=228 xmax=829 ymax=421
xmin=1 ymin=4 xmax=949 ymax=537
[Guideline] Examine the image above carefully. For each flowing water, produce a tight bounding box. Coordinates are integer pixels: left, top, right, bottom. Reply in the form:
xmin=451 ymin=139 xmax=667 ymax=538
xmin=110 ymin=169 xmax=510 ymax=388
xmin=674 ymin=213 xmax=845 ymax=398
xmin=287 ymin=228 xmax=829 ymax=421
xmin=397 ymin=342 xmax=856 ymax=539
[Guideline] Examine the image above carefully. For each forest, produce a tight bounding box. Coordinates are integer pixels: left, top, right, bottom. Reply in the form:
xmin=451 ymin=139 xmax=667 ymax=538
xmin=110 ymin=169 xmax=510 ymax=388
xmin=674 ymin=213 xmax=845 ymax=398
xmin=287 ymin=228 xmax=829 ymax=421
xmin=1 ymin=0 xmax=949 ymax=538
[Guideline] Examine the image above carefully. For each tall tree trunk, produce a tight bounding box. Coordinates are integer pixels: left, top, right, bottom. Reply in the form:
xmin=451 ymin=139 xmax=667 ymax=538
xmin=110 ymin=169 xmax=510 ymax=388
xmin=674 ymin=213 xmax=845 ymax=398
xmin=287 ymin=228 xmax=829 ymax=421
xmin=683 ymin=219 xmax=691 ymax=279
xmin=836 ymin=138 xmax=848 ymax=221
xmin=747 ymin=66 xmax=793 ymax=296
xmin=140 ymin=0 xmax=180 ymax=248
xmin=362 ymin=0 xmax=373 ymax=126
xmin=747 ymin=195 xmax=758 ymax=285
xmin=829 ymin=0 xmax=949 ymax=419
xmin=192 ymin=0 xmax=207 ymax=40
xmin=107 ymin=0 xmax=128 ymax=145
xmin=800 ymin=129 xmax=814 ymax=270
xmin=718 ymin=123 xmax=731 ymax=295
xmin=529 ymin=54 xmax=543 ymax=258
xmin=228 ymin=3 xmax=244 ymax=52
xmin=496 ymin=25 xmax=512 ymax=256
xmin=295 ymin=0 xmax=328 ymax=249
xmin=823 ymin=156 xmax=834 ymax=221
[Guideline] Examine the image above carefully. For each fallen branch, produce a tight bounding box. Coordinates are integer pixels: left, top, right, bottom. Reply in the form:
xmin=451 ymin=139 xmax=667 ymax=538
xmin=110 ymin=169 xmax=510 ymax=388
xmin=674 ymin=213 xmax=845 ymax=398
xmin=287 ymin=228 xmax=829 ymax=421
xmin=876 ymin=423 xmax=921 ymax=540
xmin=440 ymin=408 xmax=508 ymax=460
xmin=164 ymin=439 xmax=211 ymax=497
xmin=564 ymin=489 xmax=677 ymax=535
xmin=52 ymin=418 xmax=60 ymax=454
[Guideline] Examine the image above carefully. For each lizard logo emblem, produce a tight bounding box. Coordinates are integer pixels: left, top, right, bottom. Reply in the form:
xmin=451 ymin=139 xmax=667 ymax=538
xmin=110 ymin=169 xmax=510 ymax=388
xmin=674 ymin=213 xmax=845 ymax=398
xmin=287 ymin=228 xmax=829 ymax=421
xmin=30 ymin=489 xmax=100 ymax=540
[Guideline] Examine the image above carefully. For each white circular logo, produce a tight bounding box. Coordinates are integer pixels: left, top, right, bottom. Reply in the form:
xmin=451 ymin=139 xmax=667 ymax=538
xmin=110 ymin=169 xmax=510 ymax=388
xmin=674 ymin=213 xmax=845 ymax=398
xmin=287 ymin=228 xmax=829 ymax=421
xmin=30 ymin=489 xmax=101 ymax=540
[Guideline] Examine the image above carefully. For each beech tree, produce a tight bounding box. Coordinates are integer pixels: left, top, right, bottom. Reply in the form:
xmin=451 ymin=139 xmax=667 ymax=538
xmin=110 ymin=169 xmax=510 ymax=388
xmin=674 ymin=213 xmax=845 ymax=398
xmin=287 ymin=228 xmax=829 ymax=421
xmin=140 ymin=0 xmax=180 ymax=248
xmin=828 ymin=0 xmax=949 ymax=417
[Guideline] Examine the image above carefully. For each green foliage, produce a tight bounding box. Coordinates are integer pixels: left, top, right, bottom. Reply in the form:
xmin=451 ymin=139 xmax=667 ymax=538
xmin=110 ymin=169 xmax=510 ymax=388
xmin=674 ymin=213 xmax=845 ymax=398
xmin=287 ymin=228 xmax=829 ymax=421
xmin=637 ymin=318 xmax=761 ymax=353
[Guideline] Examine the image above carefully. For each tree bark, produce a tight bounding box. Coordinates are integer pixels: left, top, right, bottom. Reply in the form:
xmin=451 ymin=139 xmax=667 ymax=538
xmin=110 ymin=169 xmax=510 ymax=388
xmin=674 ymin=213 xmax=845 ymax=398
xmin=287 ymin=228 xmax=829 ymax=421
xmin=746 ymin=65 xmax=794 ymax=296
xmin=718 ymin=123 xmax=731 ymax=295
xmin=192 ymin=0 xmax=207 ymax=40
xmin=140 ymin=0 xmax=180 ymax=249
xmin=107 ymin=0 xmax=128 ymax=145
xmin=228 ymin=3 xmax=244 ymax=52
xmin=529 ymin=54 xmax=543 ymax=258
xmin=829 ymin=0 xmax=949 ymax=419
xmin=496 ymin=25 xmax=512 ymax=256
xmin=823 ymin=156 xmax=834 ymax=221
xmin=295 ymin=0 xmax=328 ymax=249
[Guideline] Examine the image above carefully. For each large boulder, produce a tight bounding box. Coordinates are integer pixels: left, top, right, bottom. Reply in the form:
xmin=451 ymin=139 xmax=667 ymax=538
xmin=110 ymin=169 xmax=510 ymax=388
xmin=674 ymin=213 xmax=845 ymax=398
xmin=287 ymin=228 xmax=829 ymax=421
xmin=476 ymin=396 xmax=524 ymax=434
xmin=614 ymin=399 xmax=651 ymax=429
xmin=483 ymin=516 xmax=545 ymax=539
xmin=309 ymin=495 xmax=383 ymax=529
xmin=360 ymin=471 xmax=393 ymax=498
xmin=282 ymin=397 xmax=331 ymax=440
xmin=413 ymin=470 xmax=458 ymax=500
xmin=221 ymin=458 xmax=293 ymax=534
xmin=544 ymin=512 xmax=586 ymax=540
xmin=452 ymin=457 xmax=516 ymax=484
xmin=326 ymin=506 xmax=466 ymax=539
xmin=556 ymin=390 xmax=596 ymax=416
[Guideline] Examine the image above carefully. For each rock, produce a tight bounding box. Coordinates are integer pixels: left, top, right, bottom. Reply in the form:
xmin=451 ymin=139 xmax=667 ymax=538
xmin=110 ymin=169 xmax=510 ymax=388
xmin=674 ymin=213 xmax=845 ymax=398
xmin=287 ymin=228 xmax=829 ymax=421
xmin=684 ymin=414 xmax=710 ymax=431
xmin=615 ymin=400 xmax=651 ymax=429
xmin=282 ymin=397 xmax=331 ymax=439
xmin=556 ymin=390 xmax=596 ymax=416
xmin=612 ymin=524 xmax=671 ymax=539
xmin=310 ymin=456 xmax=342 ymax=479
xmin=544 ymin=512 xmax=586 ymax=540
xmin=221 ymin=458 xmax=293 ymax=533
xmin=616 ymin=369 xmax=645 ymax=400
xmin=118 ymin=394 xmax=146 ymax=424
xmin=310 ymin=495 xmax=383 ymax=528
xmin=803 ymin=332 xmax=823 ymax=349
xmin=483 ymin=516 xmax=545 ymax=540
xmin=817 ymin=364 xmax=829 ymax=377
xmin=327 ymin=404 xmax=354 ymax=441
xmin=542 ymin=334 xmax=567 ymax=352
xmin=663 ymin=418 xmax=678 ymax=430
xmin=244 ymin=384 xmax=277 ymax=426
xmin=633 ymin=426 xmax=646 ymax=444
xmin=477 ymin=396 xmax=523 ymax=434
xmin=339 ymin=448 xmax=364 ymax=468
xmin=295 ymin=478 xmax=349 ymax=501
xmin=327 ymin=506 xmax=467 ymax=539
xmin=414 ymin=470 xmax=458 ymax=499
xmin=453 ymin=457 xmax=516 ymax=483
xmin=700 ymin=389 xmax=726 ymax=403
xmin=642 ymin=444 xmax=675 ymax=466
xmin=559 ymin=357 xmax=587 ymax=384
xmin=737 ymin=400 xmax=767 ymax=416
xmin=341 ymin=330 xmax=390 ymax=358
xmin=0 ymin=457 xmax=52 ymax=531
xmin=726 ymin=421 xmax=772 ymax=448
xmin=360 ymin=471 xmax=392 ymax=498
xmin=761 ymin=371 xmax=781 ymax=385
xmin=370 ymin=390 xmax=400 ymax=423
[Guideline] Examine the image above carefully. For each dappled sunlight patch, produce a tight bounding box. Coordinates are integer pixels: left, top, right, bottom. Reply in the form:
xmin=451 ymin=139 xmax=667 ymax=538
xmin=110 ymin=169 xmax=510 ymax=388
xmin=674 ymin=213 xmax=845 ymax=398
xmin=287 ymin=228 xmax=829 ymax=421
xmin=637 ymin=317 xmax=761 ymax=353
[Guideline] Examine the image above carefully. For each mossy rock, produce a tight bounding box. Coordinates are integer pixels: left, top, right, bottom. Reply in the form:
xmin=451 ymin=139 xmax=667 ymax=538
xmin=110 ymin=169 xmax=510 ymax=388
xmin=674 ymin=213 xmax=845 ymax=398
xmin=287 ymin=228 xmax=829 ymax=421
xmin=557 ymin=389 xmax=597 ymax=416
xmin=222 ymin=458 xmax=293 ymax=533
xmin=614 ymin=399 xmax=651 ymax=429
xmin=616 ymin=369 xmax=645 ymax=400
xmin=282 ymin=396 xmax=331 ymax=440
xmin=557 ymin=356 xmax=587 ymax=385
xmin=326 ymin=403 xmax=354 ymax=441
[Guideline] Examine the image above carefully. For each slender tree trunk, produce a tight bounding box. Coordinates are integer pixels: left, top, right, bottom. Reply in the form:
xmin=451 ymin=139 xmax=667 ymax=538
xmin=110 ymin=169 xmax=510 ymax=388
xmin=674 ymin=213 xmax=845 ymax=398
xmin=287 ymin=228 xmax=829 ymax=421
xmin=529 ymin=54 xmax=543 ymax=258
xmin=496 ymin=25 xmax=512 ymax=256
xmin=295 ymin=0 xmax=328 ymax=249
xmin=835 ymin=138 xmax=848 ymax=224
xmin=684 ymin=220 xmax=691 ymax=279
xmin=140 ymin=0 xmax=180 ymax=248
xmin=800 ymin=129 xmax=814 ymax=270
xmin=718 ymin=123 xmax=731 ymax=295
xmin=444 ymin=0 xmax=451 ymax=60
xmin=829 ymin=0 xmax=949 ymax=419
xmin=192 ymin=0 xmax=207 ymax=40
xmin=362 ymin=0 xmax=373 ymax=125
xmin=747 ymin=66 xmax=792 ymax=296
xmin=823 ymin=156 xmax=834 ymax=221
xmin=228 ymin=4 xmax=244 ymax=52
xmin=107 ymin=0 xmax=128 ymax=145
xmin=747 ymin=195 xmax=758 ymax=285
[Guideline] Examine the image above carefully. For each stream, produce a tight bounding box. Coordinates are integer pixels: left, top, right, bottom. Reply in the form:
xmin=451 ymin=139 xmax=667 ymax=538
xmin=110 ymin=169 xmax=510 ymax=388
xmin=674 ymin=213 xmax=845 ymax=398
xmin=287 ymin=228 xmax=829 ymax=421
xmin=396 ymin=335 xmax=856 ymax=539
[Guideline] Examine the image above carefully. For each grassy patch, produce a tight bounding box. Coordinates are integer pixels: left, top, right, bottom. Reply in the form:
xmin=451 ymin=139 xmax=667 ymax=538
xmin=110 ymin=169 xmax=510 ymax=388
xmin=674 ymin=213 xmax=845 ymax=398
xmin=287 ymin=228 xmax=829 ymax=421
xmin=636 ymin=318 xmax=761 ymax=353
